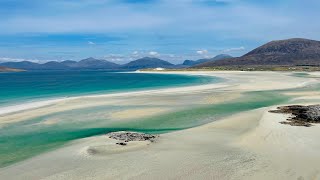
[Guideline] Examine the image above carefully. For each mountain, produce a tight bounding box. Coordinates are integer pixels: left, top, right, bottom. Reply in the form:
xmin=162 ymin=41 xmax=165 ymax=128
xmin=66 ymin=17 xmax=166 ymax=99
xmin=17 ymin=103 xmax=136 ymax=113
xmin=212 ymin=54 xmax=233 ymax=61
xmin=196 ymin=38 xmax=320 ymax=67
xmin=121 ymin=57 xmax=174 ymax=70
xmin=60 ymin=60 xmax=78 ymax=67
xmin=1 ymin=61 xmax=70 ymax=70
xmin=182 ymin=54 xmax=232 ymax=66
xmin=74 ymin=57 xmax=120 ymax=69
xmin=0 ymin=57 xmax=172 ymax=70
xmin=0 ymin=61 xmax=41 ymax=70
xmin=0 ymin=58 xmax=121 ymax=70
xmin=40 ymin=61 xmax=70 ymax=70
xmin=182 ymin=59 xmax=210 ymax=66
xmin=0 ymin=66 xmax=24 ymax=72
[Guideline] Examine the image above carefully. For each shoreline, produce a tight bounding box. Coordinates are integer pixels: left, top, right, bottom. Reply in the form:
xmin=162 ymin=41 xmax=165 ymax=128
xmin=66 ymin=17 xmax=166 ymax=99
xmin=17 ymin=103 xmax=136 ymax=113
xmin=0 ymin=71 xmax=317 ymax=117
xmin=3 ymin=105 xmax=320 ymax=179
xmin=0 ymin=71 xmax=226 ymax=116
xmin=1 ymin=71 xmax=320 ymax=179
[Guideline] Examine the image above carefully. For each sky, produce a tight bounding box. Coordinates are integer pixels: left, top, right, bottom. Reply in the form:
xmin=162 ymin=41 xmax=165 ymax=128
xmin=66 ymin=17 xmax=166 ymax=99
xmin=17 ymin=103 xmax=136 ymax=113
xmin=0 ymin=0 xmax=320 ymax=64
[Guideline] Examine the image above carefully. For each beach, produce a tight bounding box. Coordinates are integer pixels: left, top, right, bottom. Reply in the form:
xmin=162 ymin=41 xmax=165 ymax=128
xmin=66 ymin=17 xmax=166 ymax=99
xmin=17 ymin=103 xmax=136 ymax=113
xmin=0 ymin=71 xmax=320 ymax=179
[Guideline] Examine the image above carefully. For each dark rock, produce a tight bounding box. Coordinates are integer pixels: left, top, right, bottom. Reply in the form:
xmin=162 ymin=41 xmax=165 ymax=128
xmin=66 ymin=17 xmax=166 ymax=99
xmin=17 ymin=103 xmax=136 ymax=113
xmin=116 ymin=142 xmax=127 ymax=146
xmin=279 ymin=121 xmax=312 ymax=127
xmin=107 ymin=131 xmax=159 ymax=143
xmin=269 ymin=104 xmax=320 ymax=127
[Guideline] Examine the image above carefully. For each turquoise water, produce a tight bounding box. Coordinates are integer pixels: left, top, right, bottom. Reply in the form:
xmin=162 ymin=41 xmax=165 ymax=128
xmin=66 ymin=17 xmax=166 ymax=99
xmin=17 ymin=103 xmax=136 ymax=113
xmin=0 ymin=71 xmax=297 ymax=168
xmin=0 ymin=70 xmax=216 ymax=106
xmin=0 ymin=70 xmax=219 ymax=167
xmin=0 ymin=90 xmax=290 ymax=167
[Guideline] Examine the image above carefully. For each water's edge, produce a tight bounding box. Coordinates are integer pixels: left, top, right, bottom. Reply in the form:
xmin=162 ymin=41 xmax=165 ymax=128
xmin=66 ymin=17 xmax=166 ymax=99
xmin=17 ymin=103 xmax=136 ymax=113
xmin=1 ymin=72 xmax=314 ymax=168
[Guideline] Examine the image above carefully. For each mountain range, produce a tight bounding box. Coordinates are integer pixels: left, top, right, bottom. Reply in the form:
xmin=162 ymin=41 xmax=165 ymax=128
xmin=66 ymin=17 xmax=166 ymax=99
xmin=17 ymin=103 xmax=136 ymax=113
xmin=182 ymin=54 xmax=232 ymax=66
xmin=196 ymin=38 xmax=320 ymax=67
xmin=0 ymin=55 xmax=231 ymax=71
xmin=3 ymin=38 xmax=319 ymax=71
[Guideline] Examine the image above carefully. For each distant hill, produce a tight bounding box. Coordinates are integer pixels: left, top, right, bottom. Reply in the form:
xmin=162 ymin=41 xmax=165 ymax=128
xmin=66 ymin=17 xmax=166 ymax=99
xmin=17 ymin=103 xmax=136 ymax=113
xmin=0 ymin=66 xmax=24 ymax=72
xmin=3 ymin=38 xmax=320 ymax=70
xmin=0 ymin=57 xmax=174 ymax=70
xmin=182 ymin=54 xmax=232 ymax=66
xmin=0 ymin=58 xmax=121 ymax=70
xmin=73 ymin=57 xmax=120 ymax=69
xmin=0 ymin=61 xmax=41 ymax=70
xmin=121 ymin=57 xmax=174 ymax=70
xmin=212 ymin=54 xmax=233 ymax=61
xmin=41 ymin=61 xmax=70 ymax=70
xmin=60 ymin=60 xmax=78 ymax=67
xmin=196 ymin=38 xmax=320 ymax=67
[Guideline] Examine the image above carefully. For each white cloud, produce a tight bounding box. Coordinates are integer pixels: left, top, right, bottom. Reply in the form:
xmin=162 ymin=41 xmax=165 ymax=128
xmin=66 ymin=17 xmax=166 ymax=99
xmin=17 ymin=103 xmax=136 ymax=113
xmin=132 ymin=51 xmax=139 ymax=55
xmin=0 ymin=57 xmax=54 ymax=63
xmin=0 ymin=0 xmax=317 ymax=43
xmin=196 ymin=49 xmax=208 ymax=55
xmin=223 ymin=46 xmax=245 ymax=53
xmin=0 ymin=57 xmax=26 ymax=62
xmin=1 ymin=0 xmax=319 ymax=62
xmin=149 ymin=51 xmax=159 ymax=56
xmin=88 ymin=41 xmax=95 ymax=45
xmin=103 ymin=54 xmax=126 ymax=62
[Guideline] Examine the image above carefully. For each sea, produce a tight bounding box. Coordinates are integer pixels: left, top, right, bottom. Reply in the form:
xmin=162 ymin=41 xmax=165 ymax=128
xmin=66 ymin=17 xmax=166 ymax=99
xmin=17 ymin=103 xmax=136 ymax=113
xmin=0 ymin=70 xmax=215 ymax=106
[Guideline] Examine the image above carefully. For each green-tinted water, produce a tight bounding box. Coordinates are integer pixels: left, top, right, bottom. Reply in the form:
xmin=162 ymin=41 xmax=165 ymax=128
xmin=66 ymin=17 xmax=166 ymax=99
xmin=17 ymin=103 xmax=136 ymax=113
xmin=0 ymin=90 xmax=290 ymax=167
xmin=3 ymin=71 xmax=317 ymax=168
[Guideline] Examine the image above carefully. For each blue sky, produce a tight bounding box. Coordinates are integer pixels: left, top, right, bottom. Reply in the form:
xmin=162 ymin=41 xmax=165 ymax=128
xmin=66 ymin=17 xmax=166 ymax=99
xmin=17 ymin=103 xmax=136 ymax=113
xmin=0 ymin=0 xmax=319 ymax=64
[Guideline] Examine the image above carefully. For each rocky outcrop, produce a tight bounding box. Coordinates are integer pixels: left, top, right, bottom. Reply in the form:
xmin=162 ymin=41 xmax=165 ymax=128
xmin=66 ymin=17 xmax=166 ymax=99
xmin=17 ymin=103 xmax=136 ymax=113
xmin=107 ymin=131 xmax=159 ymax=145
xmin=269 ymin=105 xmax=320 ymax=127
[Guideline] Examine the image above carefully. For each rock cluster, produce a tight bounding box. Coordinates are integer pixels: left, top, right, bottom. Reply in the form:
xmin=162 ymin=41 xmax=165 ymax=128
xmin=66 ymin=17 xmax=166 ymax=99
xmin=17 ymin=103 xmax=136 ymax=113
xmin=107 ymin=131 xmax=159 ymax=145
xmin=269 ymin=105 xmax=320 ymax=127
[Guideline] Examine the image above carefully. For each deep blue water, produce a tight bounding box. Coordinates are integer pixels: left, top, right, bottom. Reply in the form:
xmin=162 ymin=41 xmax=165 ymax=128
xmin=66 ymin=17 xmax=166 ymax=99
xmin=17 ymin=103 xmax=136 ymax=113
xmin=0 ymin=70 xmax=217 ymax=106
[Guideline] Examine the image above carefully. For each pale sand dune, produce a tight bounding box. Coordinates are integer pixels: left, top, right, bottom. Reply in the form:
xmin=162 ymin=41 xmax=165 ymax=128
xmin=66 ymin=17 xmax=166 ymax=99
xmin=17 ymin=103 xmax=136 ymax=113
xmin=239 ymin=113 xmax=320 ymax=180
xmin=0 ymin=71 xmax=319 ymax=179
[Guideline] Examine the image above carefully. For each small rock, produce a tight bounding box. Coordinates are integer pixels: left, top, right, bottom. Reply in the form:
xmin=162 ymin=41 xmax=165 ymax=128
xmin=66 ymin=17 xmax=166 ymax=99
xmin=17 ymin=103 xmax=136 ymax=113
xmin=116 ymin=142 xmax=127 ymax=146
xmin=107 ymin=131 xmax=159 ymax=143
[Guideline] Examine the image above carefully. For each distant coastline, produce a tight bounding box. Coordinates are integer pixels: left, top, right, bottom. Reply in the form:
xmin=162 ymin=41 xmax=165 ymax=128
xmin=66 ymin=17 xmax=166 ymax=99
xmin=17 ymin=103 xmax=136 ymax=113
xmin=0 ymin=66 xmax=24 ymax=72
xmin=141 ymin=65 xmax=320 ymax=72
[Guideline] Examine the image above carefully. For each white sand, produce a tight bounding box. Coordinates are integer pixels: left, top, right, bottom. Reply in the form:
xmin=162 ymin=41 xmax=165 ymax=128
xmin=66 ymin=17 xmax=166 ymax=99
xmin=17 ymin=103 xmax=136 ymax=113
xmin=0 ymin=71 xmax=320 ymax=179
xmin=0 ymin=98 xmax=67 ymax=116
xmin=238 ymin=107 xmax=320 ymax=180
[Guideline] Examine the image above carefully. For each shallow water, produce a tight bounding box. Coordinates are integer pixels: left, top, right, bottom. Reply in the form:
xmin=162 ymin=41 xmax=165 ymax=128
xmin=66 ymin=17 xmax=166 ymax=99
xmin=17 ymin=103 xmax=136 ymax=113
xmin=0 ymin=71 xmax=218 ymax=167
xmin=0 ymin=71 xmax=216 ymax=106
xmin=1 ymin=71 xmax=315 ymax=168
xmin=0 ymin=90 xmax=290 ymax=167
